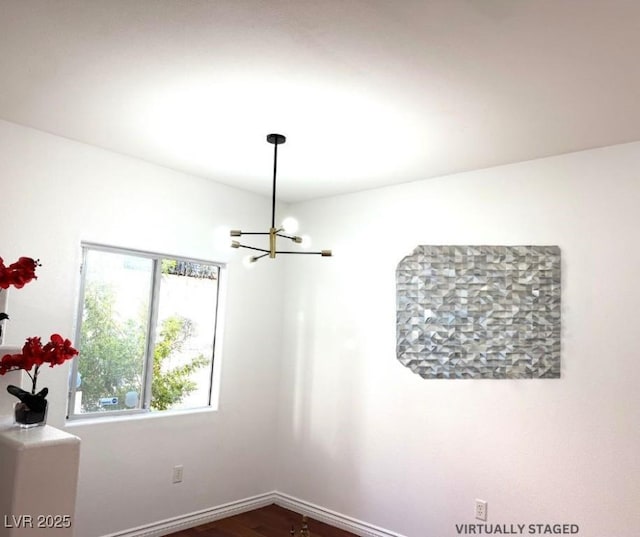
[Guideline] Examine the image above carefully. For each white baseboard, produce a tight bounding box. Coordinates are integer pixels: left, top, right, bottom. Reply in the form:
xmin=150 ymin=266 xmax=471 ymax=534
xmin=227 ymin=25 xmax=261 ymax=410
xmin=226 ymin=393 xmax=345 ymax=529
xmin=273 ymin=492 xmax=407 ymax=537
xmin=101 ymin=491 xmax=406 ymax=537
xmin=101 ymin=492 xmax=277 ymax=537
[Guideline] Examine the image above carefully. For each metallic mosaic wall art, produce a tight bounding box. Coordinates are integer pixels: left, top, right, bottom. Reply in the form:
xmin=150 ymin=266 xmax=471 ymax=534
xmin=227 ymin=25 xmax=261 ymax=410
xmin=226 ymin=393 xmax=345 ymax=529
xmin=396 ymin=245 xmax=561 ymax=379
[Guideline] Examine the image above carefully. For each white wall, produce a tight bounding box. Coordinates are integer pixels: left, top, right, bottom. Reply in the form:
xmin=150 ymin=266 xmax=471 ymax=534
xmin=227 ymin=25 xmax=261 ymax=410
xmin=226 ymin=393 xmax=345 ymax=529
xmin=0 ymin=120 xmax=283 ymax=536
xmin=3 ymin=116 xmax=639 ymax=537
xmin=277 ymin=142 xmax=640 ymax=537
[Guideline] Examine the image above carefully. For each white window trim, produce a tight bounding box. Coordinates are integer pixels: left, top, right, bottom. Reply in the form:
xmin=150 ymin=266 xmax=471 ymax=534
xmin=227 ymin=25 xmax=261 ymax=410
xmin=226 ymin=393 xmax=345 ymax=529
xmin=67 ymin=242 xmax=227 ymax=421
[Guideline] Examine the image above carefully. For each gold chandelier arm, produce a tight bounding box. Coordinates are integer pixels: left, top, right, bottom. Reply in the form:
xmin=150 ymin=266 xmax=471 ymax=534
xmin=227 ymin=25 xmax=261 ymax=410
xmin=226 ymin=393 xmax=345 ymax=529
xmin=230 ymin=230 xmax=270 ymax=236
xmin=274 ymin=250 xmax=332 ymax=256
xmin=231 ymin=242 xmax=271 ymax=254
xmin=275 ymin=232 xmax=302 ymax=243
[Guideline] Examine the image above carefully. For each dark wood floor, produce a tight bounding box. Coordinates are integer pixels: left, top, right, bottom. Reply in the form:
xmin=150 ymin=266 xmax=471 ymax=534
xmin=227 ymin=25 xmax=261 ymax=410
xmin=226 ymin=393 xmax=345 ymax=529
xmin=166 ymin=504 xmax=358 ymax=537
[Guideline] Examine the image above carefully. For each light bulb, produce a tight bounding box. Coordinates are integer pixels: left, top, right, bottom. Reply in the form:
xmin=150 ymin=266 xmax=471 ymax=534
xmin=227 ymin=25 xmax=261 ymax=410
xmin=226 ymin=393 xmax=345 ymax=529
xmin=281 ymin=216 xmax=299 ymax=234
xmin=242 ymin=255 xmax=257 ymax=268
xmin=299 ymin=234 xmax=312 ymax=248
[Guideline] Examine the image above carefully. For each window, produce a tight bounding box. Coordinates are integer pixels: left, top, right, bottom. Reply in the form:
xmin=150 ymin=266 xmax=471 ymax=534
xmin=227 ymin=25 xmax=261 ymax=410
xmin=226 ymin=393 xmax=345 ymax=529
xmin=68 ymin=243 xmax=224 ymax=419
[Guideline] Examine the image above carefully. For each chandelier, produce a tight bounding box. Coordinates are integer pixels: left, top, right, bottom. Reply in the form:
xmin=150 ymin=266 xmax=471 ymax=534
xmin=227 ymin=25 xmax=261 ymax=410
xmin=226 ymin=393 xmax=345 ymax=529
xmin=230 ymin=134 xmax=332 ymax=264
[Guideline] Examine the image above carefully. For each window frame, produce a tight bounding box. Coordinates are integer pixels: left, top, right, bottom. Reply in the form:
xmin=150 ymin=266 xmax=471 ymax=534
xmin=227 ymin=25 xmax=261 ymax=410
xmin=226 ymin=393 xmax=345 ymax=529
xmin=67 ymin=242 xmax=226 ymax=421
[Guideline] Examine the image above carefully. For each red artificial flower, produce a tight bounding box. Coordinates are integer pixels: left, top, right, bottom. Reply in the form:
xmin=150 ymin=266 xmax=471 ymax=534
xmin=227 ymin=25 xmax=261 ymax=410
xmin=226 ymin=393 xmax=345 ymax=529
xmin=21 ymin=336 xmax=46 ymax=369
xmin=0 ymin=334 xmax=78 ymax=394
xmin=42 ymin=333 xmax=79 ymax=366
xmin=0 ymin=352 xmax=25 ymax=375
xmin=0 ymin=254 xmax=76 ymax=395
xmin=0 ymin=256 xmax=39 ymax=289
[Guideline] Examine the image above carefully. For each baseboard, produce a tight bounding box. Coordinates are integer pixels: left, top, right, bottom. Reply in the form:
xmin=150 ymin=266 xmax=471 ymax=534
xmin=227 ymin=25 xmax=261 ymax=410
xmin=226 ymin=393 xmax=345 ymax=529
xmin=101 ymin=490 xmax=406 ymax=537
xmin=274 ymin=492 xmax=407 ymax=537
xmin=101 ymin=492 xmax=277 ymax=537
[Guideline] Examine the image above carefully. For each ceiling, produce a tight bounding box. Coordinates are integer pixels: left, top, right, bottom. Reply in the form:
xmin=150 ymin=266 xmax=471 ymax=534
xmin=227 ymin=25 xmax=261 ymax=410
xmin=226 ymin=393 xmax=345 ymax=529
xmin=1 ymin=0 xmax=639 ymax=202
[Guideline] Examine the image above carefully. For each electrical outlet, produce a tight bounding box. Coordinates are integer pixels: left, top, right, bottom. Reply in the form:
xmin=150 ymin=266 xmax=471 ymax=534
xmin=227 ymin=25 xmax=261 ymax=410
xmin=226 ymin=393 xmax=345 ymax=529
xmin=172 ymin=465 xmax=183 ymax=484
xmin=475 ymin=499 xmax=487 ymax=521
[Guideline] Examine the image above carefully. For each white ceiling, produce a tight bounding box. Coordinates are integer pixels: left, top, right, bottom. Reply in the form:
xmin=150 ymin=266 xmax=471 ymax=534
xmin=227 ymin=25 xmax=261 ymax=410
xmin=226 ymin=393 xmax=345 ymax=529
xmin=1 ymin=1 xmax=639 ymax=202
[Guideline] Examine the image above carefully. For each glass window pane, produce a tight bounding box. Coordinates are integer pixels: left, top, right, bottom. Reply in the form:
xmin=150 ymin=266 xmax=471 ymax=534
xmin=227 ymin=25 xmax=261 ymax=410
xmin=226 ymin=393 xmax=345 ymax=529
xmin=151 ymin=259 xmax=218 ymax=411
xmin=75 ymin=249 xmax=153 ymax=414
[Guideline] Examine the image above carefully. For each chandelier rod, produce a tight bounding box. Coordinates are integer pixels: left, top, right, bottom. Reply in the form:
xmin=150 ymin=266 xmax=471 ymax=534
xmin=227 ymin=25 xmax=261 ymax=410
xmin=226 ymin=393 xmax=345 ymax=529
xmin=270 ymin=135 xmax=281 ymax=229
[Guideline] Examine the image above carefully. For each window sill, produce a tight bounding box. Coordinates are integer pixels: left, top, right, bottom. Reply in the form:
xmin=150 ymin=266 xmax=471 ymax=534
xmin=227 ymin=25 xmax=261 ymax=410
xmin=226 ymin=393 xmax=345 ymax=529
xmin=64 ymin=405 xmax=217 ymax=428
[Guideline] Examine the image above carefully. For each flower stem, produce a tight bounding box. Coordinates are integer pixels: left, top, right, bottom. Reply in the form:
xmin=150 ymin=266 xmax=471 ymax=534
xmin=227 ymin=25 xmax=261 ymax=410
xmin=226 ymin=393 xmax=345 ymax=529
xmin=26 ymin=366 xmax=39 ymax=395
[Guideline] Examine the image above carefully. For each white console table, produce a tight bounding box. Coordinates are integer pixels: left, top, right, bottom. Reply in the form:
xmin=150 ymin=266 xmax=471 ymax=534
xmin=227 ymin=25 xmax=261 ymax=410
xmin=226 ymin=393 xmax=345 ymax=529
xmin=0 ymin=419 xmax=80 ymax=536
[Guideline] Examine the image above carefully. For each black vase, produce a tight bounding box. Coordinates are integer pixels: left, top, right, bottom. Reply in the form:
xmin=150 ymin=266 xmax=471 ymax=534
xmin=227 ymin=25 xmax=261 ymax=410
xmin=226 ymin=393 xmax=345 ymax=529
xmin=7 ymin=385 xmax=48 ymax=428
